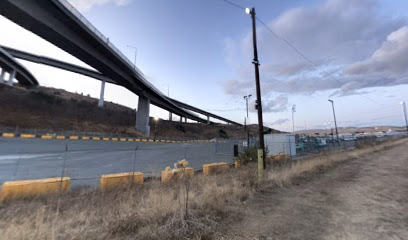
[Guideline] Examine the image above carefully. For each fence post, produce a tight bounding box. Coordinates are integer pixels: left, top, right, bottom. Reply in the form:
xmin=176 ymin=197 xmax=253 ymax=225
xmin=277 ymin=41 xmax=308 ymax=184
xmin=132 ymin=145 xmax=139 ymax=185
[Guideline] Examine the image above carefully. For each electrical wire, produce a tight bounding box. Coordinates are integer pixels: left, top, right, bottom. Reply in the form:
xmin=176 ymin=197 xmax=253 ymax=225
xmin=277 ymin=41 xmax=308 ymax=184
xmin=220 ymin=0 xmax=389 ymax=106
xmin=255 ymin=17 xmax=386 ymax=106
xmin=221 ymin=0 xmax=246 ymax=11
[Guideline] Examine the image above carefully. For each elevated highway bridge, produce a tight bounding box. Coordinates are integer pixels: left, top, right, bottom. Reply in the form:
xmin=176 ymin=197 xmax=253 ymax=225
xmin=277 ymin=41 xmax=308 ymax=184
xmin=0 ymin=0 xmax=242 ymax=134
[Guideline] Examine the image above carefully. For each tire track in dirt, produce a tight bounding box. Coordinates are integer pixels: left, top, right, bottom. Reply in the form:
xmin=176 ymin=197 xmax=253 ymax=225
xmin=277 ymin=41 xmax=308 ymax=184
xmin=228 ymin=141 xmax=408 ymax=240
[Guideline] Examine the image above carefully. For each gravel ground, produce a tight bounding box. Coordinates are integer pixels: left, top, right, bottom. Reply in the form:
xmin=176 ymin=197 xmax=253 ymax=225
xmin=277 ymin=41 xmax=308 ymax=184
xmin=228 ymin=141 xmax=408 ymax=240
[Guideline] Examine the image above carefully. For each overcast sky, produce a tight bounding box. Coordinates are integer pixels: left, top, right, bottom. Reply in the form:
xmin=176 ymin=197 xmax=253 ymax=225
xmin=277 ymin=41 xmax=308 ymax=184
xmin=1 ymin=0 xmax=408 ymax=132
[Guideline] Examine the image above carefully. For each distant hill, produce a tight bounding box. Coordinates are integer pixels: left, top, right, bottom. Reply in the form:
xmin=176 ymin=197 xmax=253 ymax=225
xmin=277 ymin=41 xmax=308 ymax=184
xmin=0 ymin=84 xmax=279 ymax=139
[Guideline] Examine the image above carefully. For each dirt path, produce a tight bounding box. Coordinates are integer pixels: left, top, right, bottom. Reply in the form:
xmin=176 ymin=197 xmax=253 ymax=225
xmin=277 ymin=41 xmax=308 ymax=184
xmin=228 ymin=142 xmax=408 ymax=240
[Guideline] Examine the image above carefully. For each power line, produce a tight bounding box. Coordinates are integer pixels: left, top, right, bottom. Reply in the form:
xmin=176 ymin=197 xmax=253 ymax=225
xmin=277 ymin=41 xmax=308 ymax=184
xmin=221 ymin=0 xmax=246 ymax=11
xmin=254 ymin=17 xmax=385 ymax=106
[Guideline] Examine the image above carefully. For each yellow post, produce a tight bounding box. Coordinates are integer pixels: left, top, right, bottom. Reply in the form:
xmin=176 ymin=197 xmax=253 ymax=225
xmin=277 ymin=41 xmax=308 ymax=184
xmin=258 ymin=149 xmax=263 ymax=181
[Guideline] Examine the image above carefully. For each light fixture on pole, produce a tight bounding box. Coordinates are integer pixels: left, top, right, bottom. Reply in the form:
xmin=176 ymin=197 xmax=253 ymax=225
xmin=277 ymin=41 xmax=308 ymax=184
xmin=246 ymin=7 xmax=266 ymax=177
xmin=126 ymin=45 xmax=137 ymax=68
xmin=400 ymin=101 xmax=408 ymax=134
xmin=328 ymin=99 xmax=339 ymax=143
xmin=244 ymin=94 xmax=252 ymax=147
xmin=292 ymin=104 xmax=296 ymax=133
xmin=153 ymin=117 xmax=159 ymax=141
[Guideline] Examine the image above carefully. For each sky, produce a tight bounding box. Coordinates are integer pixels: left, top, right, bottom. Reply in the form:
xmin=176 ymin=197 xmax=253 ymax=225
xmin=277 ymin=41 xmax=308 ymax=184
xmin=1 ymin=0 xmax=408 ymax=132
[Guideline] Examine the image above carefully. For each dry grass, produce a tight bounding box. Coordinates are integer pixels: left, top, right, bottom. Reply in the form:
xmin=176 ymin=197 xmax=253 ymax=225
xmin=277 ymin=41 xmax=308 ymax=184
xmin=0 ymin=138 xmax=405 ymax=240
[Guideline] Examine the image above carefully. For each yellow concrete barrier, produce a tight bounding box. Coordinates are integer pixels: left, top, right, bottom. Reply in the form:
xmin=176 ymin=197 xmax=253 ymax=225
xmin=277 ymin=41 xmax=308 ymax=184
xmin=142 ymin=139 xmax=147 ymax=142
xmin=203 ymin=162 xmax=229 ymax=176
xmin=148 ymin=139 xmax=153 ymax=142
xmin=56 ymin=136 xmax=66 ymax=140
xmin=2 ymin=133 xmax=15 ymax=138
xmin=99 ymin=172 xmax=143 ymax=190
xmin=82 ymin=136 xmax=90 ymax=140
xmin=274 ymin=153 xmax=290 ymax=161
xmin=0 ymin=177 xmax=70 ymax=202
xmin=69 ymin=136 xmax=79 ymax=140
xmin=92 ymin=137 xmax=100 ymax=141
xmin=235 ymin=159 xmax=241 ymax=168
xmin=111 ymin=138 xmax=118 ymax=141
xmin=161 ymin=167 xmax=194 ymax=183
xmin=103 ymin=137 xmax=110 ymax=141
xmin=161 ymin=140 xmax=165 ymax=143
xmin=41 ymin=135 xmax=52 ymax=139
xmin=166 ymin=140 xmax=171 ymax=143
xmin=136 ymin=139 xmax=141 ymax=142
xmin=128 ymin=139 xmax=134 ymax=142
xmin=20 ymin=134 xmax=35 ymax=139
xmin=120 ymin=138 xmax=126 ymax=142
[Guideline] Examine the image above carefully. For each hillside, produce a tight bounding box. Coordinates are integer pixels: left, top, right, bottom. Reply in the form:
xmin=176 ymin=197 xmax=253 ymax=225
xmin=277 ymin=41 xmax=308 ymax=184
xmin=0 ymin=84 xmax=279 ymax=139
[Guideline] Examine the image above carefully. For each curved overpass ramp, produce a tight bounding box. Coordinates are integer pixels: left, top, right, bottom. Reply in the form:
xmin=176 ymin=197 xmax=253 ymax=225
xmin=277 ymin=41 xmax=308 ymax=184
xmin=0 ymin=47 xmax=38 ymax=87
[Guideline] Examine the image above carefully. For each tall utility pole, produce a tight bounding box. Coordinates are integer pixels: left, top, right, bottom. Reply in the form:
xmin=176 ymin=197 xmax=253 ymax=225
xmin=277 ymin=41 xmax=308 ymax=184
xmin=126 ymin=45 xmax=137 ymax=68
xmin=328 ymin=99 xmax=339 ymax=142
xmin=292 ymin=104 xmax=296 ymax=133
xmin=244 ymin=94 xmax=252 ymax=147
xmin=401 ymin=101 xmax=408 ymax=134
xmin=246 ymin=7 xmax=266 ymax=172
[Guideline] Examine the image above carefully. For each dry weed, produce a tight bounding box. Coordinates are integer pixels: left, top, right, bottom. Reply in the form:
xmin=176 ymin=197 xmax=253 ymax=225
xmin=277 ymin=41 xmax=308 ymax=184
xmin=0 ymin=138 xmax=405 ymax=239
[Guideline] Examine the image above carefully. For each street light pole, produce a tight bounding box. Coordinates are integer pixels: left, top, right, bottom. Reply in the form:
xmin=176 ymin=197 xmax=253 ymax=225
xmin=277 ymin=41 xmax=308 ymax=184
xmin=246 ymin=7 xmax=266 ymax=172
xmin=292 ymin=105 xmax=296 ymax=133
xmin=126 ymin=45 xmax=137 ymax=68
xmin=328 ymin=99 xmax=339 ymax=142
xmin=400 ymin=101 xmax=408 ymax=134
xmin=244 ymin=94 xmax=252 ymax=147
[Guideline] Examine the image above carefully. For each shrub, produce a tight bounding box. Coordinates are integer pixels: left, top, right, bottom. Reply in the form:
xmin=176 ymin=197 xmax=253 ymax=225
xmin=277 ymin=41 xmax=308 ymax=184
xmin=218 ymin=129 xmax=228 ymax=139
xmin=238 ymin=142 xmax=269 ymax=165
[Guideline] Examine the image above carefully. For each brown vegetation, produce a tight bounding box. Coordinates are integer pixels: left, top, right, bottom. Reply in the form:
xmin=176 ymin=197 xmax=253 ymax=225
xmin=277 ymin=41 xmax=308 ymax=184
xmin=0 ymin=138 xmax=405 ymax=239
xmin=0 ymin=85 xmax=278 ymax=139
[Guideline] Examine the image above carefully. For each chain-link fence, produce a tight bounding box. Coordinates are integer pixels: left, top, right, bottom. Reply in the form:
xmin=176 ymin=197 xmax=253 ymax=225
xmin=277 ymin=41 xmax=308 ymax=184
xmin=0 ymin=138 xmax=239 ymax=189
xmin=0 ymin=133 xmax=406 ymax=190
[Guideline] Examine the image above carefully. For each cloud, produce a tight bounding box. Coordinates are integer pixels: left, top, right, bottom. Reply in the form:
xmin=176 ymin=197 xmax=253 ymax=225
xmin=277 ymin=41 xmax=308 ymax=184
xmin=68 ymin=0 xmax=132 ymax=12
xmin=222 ymin=0 xmax=407 ymax=98
xmin=345 ymin=26 xmax=408 ymax=75
xmin=269 ymin=118 xmax=290 ymax=125
xmin=250 ymin=95 xmax=289 ymax=113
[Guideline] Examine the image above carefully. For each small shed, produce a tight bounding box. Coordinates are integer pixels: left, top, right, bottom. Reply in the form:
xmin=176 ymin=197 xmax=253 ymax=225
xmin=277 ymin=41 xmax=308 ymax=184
xmin=264 ymin=133 xmax=296 ymax=157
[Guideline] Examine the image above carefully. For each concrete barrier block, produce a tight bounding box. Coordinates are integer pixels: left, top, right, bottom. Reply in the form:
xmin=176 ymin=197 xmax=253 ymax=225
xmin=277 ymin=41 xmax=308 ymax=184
xmin=82 ymin=136 xmax=90 ymax=140
xmin=111 ymin=138 xmax=118 ymax=141
xmin=161 ymin=140 xmax=165 ymax=143
xmin=148 ymin=139 xmax=153 ymax=142
xmin=0 ymin=177 xmax=70 ymax=202
xmin=136 ymin=139 xmax=141 ymax=142
xmin=161 ymin=167 xmax=194 ymax=183
xmin=128 ymin=139 xmax=134 ymax=142
xmin=142 ymin=139 xmax=147 ymax=142
xmin=41 ymin=135 xmax=52 ymax=139
xmin=203 ymin=162 xmax=229 ymax=175
xmin=2 ymin=133 xmax=15 ymax=138
xmin=99 ymin=172 xmax=143 ymax=190
xmin=20 ymin=134 xmax=35 ymax=139
xmin=56 ymin=136 xmax=66 ymax=140
xmin=103 ymin=137 xmax=110 ymax=141
xmin=235 ymin=159 xmax=241 ymax=168
xmin=69 ymin=136 xmax=79 ymax=140
xmin=120 ymin=138 xmax=126 ymax=142
xmin=92 ymin=137 xmax=100 ymax=141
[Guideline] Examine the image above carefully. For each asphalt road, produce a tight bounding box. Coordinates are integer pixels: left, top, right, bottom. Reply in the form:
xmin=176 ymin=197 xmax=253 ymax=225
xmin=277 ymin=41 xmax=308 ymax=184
xmin=0 ymin=138 xmax=236 ymax=188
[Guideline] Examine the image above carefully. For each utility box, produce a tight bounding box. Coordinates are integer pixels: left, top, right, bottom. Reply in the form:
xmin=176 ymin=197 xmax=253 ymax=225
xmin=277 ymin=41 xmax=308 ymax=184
xmin=264 ymin=134 xmax=296 ymax=157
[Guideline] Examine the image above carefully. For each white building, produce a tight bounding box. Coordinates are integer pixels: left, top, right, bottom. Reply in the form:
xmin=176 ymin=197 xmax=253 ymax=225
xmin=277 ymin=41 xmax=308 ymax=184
xmin=264 ymin=133 xmax=296 ymax=157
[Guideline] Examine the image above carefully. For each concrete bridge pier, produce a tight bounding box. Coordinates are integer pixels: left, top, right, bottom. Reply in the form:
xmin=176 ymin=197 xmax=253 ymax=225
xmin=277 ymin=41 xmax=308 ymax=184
xmin=98 ymin=78 xmax=106 ymax=108
xmin=7 ymin=69 xmax=15 ymax=86
xmin=207 ymin=116 xmax=210 ymax=125
xmin=135 ymin=96 xmax=150 ymax=136
xmin=169 ymin=112 xmax=172 ymax=121
xmin=0 ymin=68 xmax=5 ymax=83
